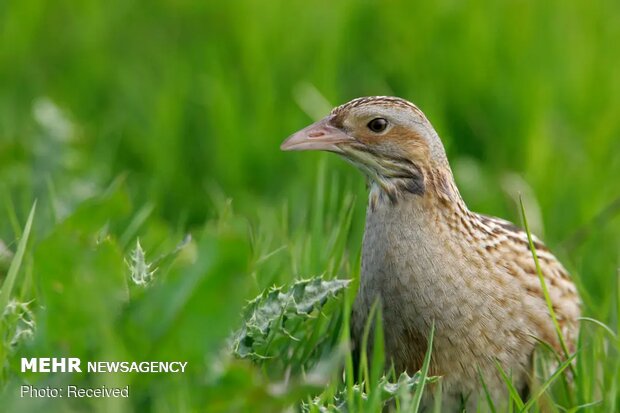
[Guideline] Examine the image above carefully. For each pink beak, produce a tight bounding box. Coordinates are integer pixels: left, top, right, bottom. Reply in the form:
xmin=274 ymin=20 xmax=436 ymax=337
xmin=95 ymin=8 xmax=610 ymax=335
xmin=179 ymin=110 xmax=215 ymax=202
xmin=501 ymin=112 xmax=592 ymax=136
xmin=280 ymin=117 xmax=355 ymax=153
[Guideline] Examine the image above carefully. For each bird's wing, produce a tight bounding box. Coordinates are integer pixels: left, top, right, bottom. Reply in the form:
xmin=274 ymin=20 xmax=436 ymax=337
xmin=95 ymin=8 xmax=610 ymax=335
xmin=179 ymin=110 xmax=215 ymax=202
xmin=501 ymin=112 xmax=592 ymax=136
xmin=475 ymin=213 xmax=581 ymax=353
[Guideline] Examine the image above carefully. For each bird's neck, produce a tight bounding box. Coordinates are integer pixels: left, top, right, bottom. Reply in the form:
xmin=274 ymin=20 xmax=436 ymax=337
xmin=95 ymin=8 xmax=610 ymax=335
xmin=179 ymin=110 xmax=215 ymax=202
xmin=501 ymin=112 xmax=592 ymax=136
xmin=368 ymin=163 xmax=470 ymax=224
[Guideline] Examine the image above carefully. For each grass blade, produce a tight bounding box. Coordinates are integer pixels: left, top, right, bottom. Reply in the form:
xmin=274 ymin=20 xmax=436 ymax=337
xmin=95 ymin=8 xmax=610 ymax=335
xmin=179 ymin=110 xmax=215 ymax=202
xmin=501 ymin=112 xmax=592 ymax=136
xmin=120 ymin=202 xmax=155 ymax=248
xmin=367 ymin=305 xmax=385 ymax=411
xmin=0 ymin=201 xmax=36 ymax=313
xmin=522 ymin=353 xmax=577 ymax=412
xmin=495 ymin=359 xmax=525 ymax=410
xmin=411 ymin=321 xmax=435 ymax=412
xmin=2 ymin=186 xmax=22 ymax=238
xmin=478 ymin=365 xmax=498 ymax=413
xmin=342 ymin=288 xmax=356 ymax=412
xmin=577 ymin=317 xmax=617 ymax=342
xmin=359 ymin=300 xmax=379 ymax=389
xmin=518 ymin=196 xmax=574 ymax=375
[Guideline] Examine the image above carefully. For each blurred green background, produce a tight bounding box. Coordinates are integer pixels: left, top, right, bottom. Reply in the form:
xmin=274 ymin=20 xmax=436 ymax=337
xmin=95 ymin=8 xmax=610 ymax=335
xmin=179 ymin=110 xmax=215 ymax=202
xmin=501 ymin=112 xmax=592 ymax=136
xmin=1 ymin=0 xmax=619 ymax=411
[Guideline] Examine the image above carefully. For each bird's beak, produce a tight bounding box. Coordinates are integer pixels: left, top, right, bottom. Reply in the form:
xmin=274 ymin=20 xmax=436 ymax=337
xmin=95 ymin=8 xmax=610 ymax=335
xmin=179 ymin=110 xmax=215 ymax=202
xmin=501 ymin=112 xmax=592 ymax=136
xmin=280 ymin=117 xmax=355 ymax=153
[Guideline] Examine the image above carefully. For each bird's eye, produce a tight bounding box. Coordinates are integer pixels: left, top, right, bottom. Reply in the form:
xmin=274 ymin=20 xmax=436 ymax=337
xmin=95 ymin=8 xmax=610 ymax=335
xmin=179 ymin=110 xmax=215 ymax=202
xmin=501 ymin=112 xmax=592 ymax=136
xmin=367 ymin=118 xmax=388 ymax=133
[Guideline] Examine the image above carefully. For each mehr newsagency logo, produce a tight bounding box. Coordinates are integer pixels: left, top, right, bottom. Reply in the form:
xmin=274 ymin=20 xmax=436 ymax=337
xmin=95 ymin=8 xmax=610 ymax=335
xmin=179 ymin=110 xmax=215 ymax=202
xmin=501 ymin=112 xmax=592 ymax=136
xmin=19 ymin=357 xmax=187 ymax=399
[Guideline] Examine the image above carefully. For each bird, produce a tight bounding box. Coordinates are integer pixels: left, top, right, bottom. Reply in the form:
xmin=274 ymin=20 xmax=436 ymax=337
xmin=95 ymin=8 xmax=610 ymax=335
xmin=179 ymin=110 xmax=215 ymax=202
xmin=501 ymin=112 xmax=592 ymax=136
xmin=281 ymin=96 xmax=580 ymax=411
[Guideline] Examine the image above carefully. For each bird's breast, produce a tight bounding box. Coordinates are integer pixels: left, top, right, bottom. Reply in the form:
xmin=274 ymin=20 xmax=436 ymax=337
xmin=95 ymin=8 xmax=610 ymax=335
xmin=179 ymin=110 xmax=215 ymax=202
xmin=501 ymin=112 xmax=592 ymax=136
xmin=358 ymin=200 xmax=453 ymax=328
xmin=353 ymin=197 xmax=536 ymax=381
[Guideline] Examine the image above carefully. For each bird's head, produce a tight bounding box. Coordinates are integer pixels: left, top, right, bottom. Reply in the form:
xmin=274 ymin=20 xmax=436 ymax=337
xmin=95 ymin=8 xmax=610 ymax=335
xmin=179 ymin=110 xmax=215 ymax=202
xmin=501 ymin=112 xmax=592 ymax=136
xmin=281 ymin=96 xmax=454 ymax=204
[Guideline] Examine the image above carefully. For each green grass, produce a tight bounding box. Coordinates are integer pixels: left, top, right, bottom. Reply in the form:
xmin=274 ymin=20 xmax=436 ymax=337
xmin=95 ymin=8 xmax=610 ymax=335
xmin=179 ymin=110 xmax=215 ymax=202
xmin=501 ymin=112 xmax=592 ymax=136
xmin=1 ymin=0 xmax=620 ymax=411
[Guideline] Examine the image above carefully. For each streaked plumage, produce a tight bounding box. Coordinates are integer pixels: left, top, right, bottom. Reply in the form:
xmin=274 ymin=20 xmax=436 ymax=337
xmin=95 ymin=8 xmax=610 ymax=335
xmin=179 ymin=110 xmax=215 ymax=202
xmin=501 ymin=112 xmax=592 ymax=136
xmin=281 ymin=96 xmax=580 ymax=411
